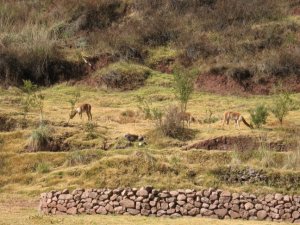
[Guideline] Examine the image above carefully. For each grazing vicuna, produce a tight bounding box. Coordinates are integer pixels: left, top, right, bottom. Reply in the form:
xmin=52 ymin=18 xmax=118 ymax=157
xmin=178 ymin=111 xmax=196 ymax=127
xmin=222 ymin=111 xmax=253 ymax=129
xmin=69 ymin=103 xmax=92 ymax=122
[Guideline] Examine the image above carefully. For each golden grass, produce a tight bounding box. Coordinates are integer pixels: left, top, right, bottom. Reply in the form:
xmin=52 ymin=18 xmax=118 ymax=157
xmin=0 ymin=73 xmax=299 ymax=196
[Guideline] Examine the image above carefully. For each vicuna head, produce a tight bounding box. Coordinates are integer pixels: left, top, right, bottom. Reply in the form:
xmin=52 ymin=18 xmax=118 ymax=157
xmin=69 ymin=110 xmax=77 ymax=119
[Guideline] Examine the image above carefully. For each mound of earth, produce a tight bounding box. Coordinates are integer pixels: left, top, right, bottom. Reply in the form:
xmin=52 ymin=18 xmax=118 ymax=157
xmin=184 ymin=135 xmax=296 ymax=152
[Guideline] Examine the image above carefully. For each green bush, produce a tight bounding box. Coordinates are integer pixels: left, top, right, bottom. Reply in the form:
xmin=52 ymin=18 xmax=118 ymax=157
xmin=271 ymin=90 xmax=293 ymax=125
xmin=248 ymin=105 xmax=269 ymax=128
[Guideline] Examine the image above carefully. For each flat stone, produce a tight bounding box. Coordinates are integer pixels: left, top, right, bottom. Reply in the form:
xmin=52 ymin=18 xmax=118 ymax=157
xmin=57 ymin=204 xmax=67 ymax=212
xmin=245 ymin=202 xmax=254 ymax=210
xmin=214 ymin=209 xmax=228 ymax=218
xmin=188 ymin=208 xmax=200 ymax=216
xmin=293 ymin=211 xmax=300 ymax=219
xmin=282 ymin=213 xmax=291 ymax=220
xmin=81 ymin=192 xmax=90 ymax=199
xmin=58 ymin=194 xmax=73 ymax=200
xmin=120 ymin=199 xmax=135 ymax=208
xmin=265 ymin=194 xmax=274 ymax=202
xmin=220 ymin=191 xmax=231 ymax=197
xmin=170 ymin=213 xmax=182 ymax=218
xmin=161 ymin=202 xmax=169 ymax=210
xmin=127 ymin=208 xmax=140 ymax=215
xmin=88 ymin=192 xmax=98 ymax=199
xmin=167 ymin=208 xmax=176 ymax=215
xmin=229 ymin=210 xmax=241 ymax=219
xmin=141 ymin=209 xmax=150 ymax=216
xmin=170 ymin=191 xmax=179 ymax=197
xmin=99 ymin=194 xmax=109 ymax=201
xmin=137 ymin=188 xmax=148 ymax=197
xmin=66 ymin=207 xmax=77 ymax=215
xmin=96 ymin=206 xmax=107 ymax=215
xmin=114 ymin=206 xmax=124 ymax=214
xmin=157 ymin=210 xmax=166 ymax=217
xmin=177 ymin=194 xmax=186 ymax=201
xmin=275 ymin=193 xmax=283 ymax=201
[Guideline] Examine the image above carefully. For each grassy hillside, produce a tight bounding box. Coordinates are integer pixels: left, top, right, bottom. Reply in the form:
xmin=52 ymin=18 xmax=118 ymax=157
xmin=0 ymin=72 xmax=299 ymax=196
xmin=0 ymin=0 xmax=299 ymax=93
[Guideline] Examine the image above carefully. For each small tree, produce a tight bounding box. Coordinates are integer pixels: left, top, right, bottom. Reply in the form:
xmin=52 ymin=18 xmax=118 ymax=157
xmin=173 ymin=67 xmax=196 ymax=112
xmin=248 ymin=105 xmax=269 ymax=128
xmin=20 ymin=80 xmax=45 ymax=125
xmin=20 ymin=80 xmax=38 ymax=123
xmin=271 ymin=89 xmax=293 ymax=125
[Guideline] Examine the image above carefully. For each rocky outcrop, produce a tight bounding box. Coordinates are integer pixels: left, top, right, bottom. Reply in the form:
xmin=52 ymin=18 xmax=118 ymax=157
xmin=40 ymin=187 xmax=300 ymax=222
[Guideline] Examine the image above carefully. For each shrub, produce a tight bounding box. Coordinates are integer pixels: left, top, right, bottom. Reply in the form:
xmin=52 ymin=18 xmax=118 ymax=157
xmin=173 ymin=67 xmax=196 ymax=112
xmin=271 ymin=89 xmax=293 ymax=125
xmin=84 ymin=121 xmax=98 ymax=140
xmin=160 ymin=105 xmax=184 ymax=138
xmin=248 ymin=105 xmax=269 ymax=128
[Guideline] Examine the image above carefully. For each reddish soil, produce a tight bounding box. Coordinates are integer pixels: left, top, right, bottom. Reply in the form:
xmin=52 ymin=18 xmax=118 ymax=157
xmin=184 ymin=135 xmax=296 ymax=152
xmin=195 ymin=74 xmax=300 ymax=95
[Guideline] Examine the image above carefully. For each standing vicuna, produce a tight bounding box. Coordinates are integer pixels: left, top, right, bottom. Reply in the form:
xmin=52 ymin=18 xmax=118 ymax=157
xmin=178 ymin=111 xmax=196 ymax=127
xmin=68 ymin=103 xmax=92 ymax=122
xmin=222 ymin=111 xmax=253 ymax=129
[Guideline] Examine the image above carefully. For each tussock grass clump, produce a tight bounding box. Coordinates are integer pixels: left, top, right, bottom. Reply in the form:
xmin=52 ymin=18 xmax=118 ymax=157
xmin=27 ymin=125 xmax=50 ymax=152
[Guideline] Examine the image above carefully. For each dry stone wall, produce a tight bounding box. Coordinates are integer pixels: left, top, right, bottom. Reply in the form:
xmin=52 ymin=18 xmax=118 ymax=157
xmin=40 ymin=187 xmax=300 ymax=223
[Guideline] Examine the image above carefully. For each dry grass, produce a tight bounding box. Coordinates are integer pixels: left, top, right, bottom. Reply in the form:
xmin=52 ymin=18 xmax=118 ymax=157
xmin=0 ymin=75 xmax=299 ymax=195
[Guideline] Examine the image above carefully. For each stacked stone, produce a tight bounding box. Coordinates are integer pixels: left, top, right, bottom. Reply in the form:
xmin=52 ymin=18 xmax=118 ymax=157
xmin=40 ymin=187 xmax=300 ymax=223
